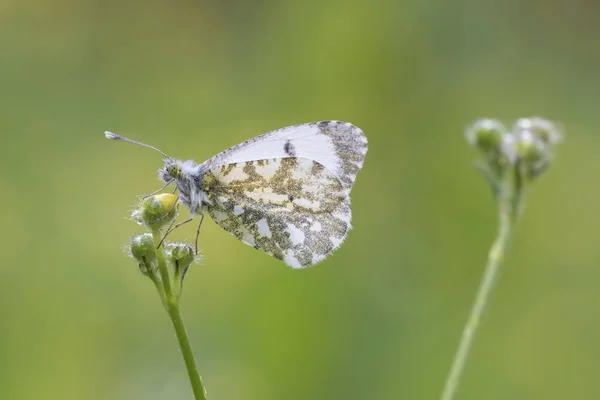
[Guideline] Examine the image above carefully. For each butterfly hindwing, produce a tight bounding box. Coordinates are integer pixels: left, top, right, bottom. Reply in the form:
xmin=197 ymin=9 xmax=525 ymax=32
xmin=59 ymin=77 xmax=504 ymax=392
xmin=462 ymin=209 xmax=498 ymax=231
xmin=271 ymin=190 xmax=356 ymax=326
xmin=201 ymin=157 xmax=352 ymax=268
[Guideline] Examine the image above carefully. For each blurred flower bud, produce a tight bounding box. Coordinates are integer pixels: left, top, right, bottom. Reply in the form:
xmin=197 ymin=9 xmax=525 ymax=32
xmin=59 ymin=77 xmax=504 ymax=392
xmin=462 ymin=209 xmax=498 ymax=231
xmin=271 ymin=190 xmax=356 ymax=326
xmin=513 ymin=117 xmax=562 ymax=145
xmin=465 ymin=119 xmax=507 ymax=153
xmin=130 ymin=233 xmax=157 ymax=275
xmin=515 ymin=128 xmax=555 ymax=179
xmin=132 ymin=193 xmax=178 ymax=229
xmin=466 ymin=116 xmax=562 ymax=189
xmin=516 ymin=130 xmax=547 ymax=163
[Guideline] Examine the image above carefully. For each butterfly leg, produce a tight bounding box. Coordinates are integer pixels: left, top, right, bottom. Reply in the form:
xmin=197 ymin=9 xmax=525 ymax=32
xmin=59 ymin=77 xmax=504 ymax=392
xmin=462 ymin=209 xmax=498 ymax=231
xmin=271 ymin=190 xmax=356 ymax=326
xmin=194 ymin=213 xmax=205 ymax=255
xmin=157 ymin=216 xmax=194 ymax=249
xmin=142 ymin=180 xmax=173 ymax=199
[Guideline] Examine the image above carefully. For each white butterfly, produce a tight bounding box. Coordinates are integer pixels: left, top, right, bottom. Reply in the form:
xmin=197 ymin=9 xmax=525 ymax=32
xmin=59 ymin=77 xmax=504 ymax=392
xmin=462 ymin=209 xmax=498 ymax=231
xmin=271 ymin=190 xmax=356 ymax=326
xmin=106 ymin=121 xmax=367 ymax=269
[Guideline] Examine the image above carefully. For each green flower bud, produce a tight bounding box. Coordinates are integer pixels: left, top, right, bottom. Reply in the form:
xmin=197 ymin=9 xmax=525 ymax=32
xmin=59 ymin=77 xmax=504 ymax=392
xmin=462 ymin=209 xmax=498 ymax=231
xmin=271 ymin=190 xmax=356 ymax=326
xmin=130 ymin=233 xmax=157 ymax=275
xmin=164 ymin=243 xmax=196 ymax=283
xmin=466 ymin=116 xmax=563 ymax=186
xmin=465 ymin=119 xmax=507 ymax=153
xmin=515 ymin=129 xmax=555 ymax=179
xmin=516 ymin=130 xmax=547 ymax=163
xmin=132 ymin=193 xmax=178 ymax=229
xmin=170 ymin=244 xmax=195 ymax=267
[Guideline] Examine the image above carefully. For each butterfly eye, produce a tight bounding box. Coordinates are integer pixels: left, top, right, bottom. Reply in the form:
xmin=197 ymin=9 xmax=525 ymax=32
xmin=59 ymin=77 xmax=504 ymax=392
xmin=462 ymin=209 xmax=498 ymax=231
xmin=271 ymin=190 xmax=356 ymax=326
xmin=167 ymin=164 xmax=181 ymax=179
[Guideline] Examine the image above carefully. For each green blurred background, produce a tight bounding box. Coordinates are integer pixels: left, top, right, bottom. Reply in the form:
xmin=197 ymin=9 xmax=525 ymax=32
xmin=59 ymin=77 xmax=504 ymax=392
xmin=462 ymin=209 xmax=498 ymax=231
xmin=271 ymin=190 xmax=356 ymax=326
xmin=1 ymin=0 xmax=599 ymax=399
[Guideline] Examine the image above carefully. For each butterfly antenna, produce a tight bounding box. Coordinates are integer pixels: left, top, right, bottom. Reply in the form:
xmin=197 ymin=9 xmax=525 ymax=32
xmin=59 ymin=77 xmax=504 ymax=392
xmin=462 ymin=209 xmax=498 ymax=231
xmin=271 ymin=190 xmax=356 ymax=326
xmin=104 ymin=131 xmax=171 ymax=159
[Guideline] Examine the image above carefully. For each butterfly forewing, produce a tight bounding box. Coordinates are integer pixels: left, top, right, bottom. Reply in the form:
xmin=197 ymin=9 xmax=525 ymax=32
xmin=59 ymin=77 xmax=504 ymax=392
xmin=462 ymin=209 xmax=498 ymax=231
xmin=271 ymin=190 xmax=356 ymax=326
xmin=201 ymin=157 xmax=352 ymax=268
xmin=198 ymin=121 xmax=367 ymax=189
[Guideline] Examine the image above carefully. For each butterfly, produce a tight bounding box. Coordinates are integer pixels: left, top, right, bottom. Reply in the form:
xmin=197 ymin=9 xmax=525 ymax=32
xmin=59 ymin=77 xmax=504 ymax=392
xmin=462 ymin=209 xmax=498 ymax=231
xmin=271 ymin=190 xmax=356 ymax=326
xmin=105 ymin=121 xmax=367 ymax=269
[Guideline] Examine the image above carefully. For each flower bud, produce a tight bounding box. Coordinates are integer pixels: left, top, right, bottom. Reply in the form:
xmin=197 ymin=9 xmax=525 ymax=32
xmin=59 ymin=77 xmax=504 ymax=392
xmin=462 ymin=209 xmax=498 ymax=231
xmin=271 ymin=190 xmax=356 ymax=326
xmin=516 ymin=130 xmax=547 ymax=163
xmin=132 ymin=193 xmax=178 ymax=229
xmin=515 ymin=129 xmax=554 ymax=179
xmin=130 ymin=233 xmax=157 ymax=275
xmin=164 ymin=243 xmax=195 ymax=279
xmin=465 ymin=119 xmax=507 ymax=153
xmin=514 ymin=117 xmax=562 ymax=145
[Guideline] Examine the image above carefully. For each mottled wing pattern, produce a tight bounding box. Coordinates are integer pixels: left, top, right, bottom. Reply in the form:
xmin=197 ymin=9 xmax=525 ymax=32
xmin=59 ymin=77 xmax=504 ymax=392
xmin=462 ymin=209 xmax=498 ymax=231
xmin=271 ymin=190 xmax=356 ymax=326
xmin=201 ymin=158 xmax=351 ymax=268
xmin=197 ymin=121 xmax=367 ymax=268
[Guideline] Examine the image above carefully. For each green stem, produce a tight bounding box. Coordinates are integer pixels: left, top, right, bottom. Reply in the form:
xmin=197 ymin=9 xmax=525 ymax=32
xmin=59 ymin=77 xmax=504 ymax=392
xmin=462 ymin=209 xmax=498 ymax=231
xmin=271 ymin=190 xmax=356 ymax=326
xmin=148 ymin=272 xmax=167 ymax=307
xmin=166 ymin=301 xmax=207 ymax=400
xmin=152 ymin=229 xmax=174 ymax=300
xmin=440 ymin=186 xmax=520 ymax=400
xmin=151 ymin=230 xmax=207 ymax=400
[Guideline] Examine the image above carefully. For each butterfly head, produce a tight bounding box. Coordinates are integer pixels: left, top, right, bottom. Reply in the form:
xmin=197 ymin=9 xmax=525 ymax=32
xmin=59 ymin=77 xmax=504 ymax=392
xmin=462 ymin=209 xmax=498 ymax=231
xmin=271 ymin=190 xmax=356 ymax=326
xmin=160 ymin=159 xmax=183 ymax=182
xmin=159 ymin=158 xmax=204 ymax=211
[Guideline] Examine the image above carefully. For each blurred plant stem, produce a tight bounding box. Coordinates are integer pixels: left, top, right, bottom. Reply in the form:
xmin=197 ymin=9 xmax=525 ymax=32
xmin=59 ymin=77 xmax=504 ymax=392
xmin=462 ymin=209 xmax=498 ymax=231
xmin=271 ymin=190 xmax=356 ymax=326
xmin=151 ymin=228 xmax=207 ymax=400
xmin=441 ymin=117 xmax=561 ymax=399
xmin=440 ymin=174 xmax=523 ymax=400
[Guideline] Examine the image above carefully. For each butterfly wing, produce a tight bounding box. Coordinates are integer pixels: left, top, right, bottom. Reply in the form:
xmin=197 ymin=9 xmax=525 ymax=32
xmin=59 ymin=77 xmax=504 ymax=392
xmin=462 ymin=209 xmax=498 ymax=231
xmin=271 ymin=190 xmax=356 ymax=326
xmin=201 ymin=157 xmax=352 ymax=268
xmin=198 ymin=121 xmax=368 ymax=189
xmin=198 ymin=121 xmax=367 ymax=268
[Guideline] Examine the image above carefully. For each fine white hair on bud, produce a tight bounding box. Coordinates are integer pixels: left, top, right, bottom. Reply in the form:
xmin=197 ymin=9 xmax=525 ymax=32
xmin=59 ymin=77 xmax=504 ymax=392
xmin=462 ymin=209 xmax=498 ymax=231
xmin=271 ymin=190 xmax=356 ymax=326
xmin=160 ymin=243 xmax=202 ymax=290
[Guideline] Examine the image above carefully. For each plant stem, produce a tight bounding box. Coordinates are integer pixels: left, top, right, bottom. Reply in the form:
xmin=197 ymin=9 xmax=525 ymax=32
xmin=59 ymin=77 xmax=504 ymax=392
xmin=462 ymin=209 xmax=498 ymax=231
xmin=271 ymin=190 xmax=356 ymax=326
xmin=148 ymin=272 xmax=167 ymax=306
xmin=151 ymin=230 xmax=207 ymax=400
xmin=440 ymin=187 xmax=520 ymax=400
xmin=152 ymin=229 xmax=174 ymax=301
xmin=166 ymin=301 xmax=207 ymax=400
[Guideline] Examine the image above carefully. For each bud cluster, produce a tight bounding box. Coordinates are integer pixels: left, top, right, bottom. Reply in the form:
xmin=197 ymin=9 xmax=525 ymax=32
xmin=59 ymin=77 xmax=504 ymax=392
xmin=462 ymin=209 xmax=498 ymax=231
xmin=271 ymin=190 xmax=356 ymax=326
xmin=466 ymin=117 xmax=562 ymax=181
xmin=128 ymin=193 xmax=199 ymax=298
